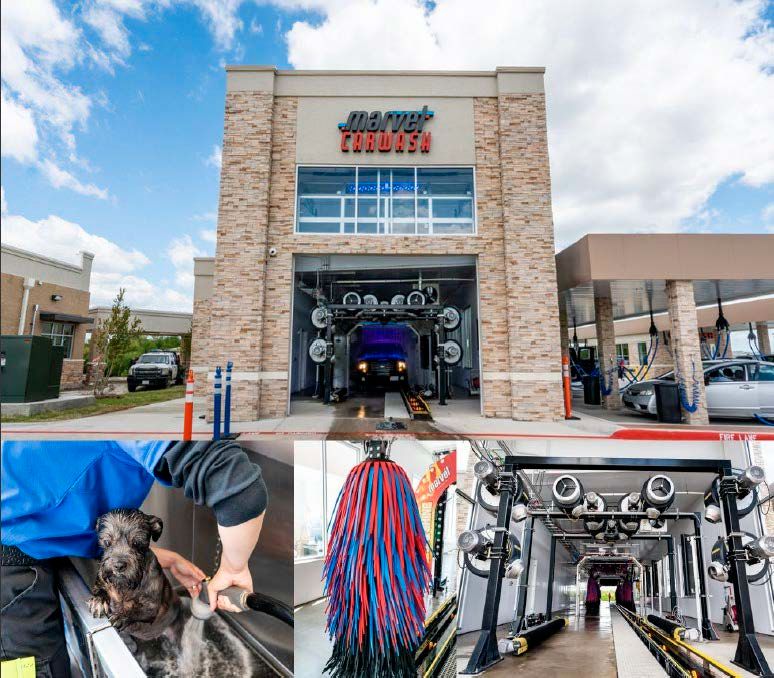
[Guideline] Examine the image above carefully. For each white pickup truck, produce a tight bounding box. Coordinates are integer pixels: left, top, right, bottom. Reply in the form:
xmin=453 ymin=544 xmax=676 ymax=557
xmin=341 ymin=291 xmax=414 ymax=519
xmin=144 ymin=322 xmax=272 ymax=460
xmin=126 ymin=351 xmax=181 ymax=391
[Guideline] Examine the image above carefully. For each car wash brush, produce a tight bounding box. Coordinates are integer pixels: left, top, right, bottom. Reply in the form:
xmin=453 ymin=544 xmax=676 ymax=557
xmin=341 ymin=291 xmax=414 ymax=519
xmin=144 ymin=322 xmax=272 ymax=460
xmin=322 ymin=440 xmax=431 ymax=678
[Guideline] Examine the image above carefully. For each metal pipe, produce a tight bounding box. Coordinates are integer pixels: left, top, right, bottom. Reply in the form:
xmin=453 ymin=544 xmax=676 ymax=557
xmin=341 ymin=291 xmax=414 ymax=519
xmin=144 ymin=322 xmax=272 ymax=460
xmin=546 ymin=536 xmax=557 ymax=620
xmin=29 ymin=303 xmax=39 ymax=335
xmin=512 ymin=516 xmax=535 ymax=634
xmin=18 ymin=278 xmax=35 ymax=334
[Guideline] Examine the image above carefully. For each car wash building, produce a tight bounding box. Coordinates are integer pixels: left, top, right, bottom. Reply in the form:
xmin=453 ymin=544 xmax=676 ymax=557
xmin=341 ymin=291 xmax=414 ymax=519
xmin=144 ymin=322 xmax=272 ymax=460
xmin=192 ymin=66 xmax=563 ymax=422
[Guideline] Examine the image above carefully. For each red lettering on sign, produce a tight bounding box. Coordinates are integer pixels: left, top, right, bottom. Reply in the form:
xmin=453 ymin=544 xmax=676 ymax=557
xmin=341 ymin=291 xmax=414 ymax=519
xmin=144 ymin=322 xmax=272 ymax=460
xmin=377 ymin=132 xmax=392 ymax=152
xmin=340 ymin=131 xmax=350 ymax=151
xmin=420 ymin=132 xmax=431 ymax=152
xmin=407 ymin=131 xmax=419 ymax=152
xmin=365 ymin=132 xmax=375 ymax=152
xmin=394 ymin=132 xmax=405 ymax=152
xmin=352 ymin=132 xmax=363 ymax=152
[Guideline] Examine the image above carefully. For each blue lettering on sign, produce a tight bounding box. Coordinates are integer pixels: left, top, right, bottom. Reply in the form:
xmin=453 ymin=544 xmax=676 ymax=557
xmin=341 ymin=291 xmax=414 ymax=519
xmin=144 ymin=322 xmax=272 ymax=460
xmin=345 ymin=182 xmax=425 ymax=194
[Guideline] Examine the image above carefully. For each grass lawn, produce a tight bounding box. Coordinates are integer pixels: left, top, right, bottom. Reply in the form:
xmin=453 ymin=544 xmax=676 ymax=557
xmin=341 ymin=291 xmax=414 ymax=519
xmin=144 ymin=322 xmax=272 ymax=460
xmin=1 ymin=385 xmax=185 ymax=423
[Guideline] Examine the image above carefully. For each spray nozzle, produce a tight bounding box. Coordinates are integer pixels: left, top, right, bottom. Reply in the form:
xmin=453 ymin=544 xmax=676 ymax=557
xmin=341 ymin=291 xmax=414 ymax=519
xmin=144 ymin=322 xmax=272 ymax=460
xmin=190 ymin=579 xmax=214 ymax=621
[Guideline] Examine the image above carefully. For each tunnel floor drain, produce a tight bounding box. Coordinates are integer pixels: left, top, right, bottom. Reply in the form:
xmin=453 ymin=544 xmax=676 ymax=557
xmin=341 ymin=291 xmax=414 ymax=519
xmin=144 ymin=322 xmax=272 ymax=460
xmin=376 ymin=418 xmax=407 ymax=431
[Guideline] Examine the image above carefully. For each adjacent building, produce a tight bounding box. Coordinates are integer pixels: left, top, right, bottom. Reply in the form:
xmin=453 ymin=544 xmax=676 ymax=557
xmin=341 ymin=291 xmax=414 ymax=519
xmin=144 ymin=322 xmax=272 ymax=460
xmin=1 ymin=244 xmax=94 ymax=389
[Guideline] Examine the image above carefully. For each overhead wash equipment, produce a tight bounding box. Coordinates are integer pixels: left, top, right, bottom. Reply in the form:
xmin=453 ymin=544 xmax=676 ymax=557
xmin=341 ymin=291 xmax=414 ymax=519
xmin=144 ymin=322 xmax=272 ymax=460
xmin=462 ymin=455 xmax=771 ymax=677
xmin=323 ymin=440 xmax=431 ymax=677
xmin=307 ymin=286 xmax=463 ymax=412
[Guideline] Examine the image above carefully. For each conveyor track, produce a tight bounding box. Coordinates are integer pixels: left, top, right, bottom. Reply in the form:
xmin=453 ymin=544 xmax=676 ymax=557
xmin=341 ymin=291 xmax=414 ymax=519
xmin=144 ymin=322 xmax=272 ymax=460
xmin=401 ymin=386 xmax=433 ymax=420
xmin=616 ymin=605 xmax=740 ymax=678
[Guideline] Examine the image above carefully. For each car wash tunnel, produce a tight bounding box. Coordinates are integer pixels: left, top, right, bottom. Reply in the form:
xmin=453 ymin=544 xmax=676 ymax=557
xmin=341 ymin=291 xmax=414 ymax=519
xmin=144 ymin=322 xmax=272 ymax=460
xmin=57 ymin=444 xmax=294 ymax=678
xmin=456 ymin=449 xmax=774 ymax=677
xmin=291 ymin=254 xmax=480 ymax=424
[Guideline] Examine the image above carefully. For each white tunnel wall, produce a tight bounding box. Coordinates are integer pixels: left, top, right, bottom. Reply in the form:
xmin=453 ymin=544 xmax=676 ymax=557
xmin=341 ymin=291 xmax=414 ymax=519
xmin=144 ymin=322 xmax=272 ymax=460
xmin=457 ymin=498 xmax=575 ymax=634
xmin=640 ymin=441 xmax=774 ymax=635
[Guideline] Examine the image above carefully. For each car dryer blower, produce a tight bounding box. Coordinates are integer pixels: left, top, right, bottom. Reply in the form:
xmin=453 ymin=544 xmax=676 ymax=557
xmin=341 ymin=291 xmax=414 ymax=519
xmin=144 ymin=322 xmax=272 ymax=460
xmin=618 ymin=492 xmax=642 ymax=539
xmin=552 ymin=475 xmax=609 ymax=537
xmin=323 ymin=440 xmax=431 ymax=678
xmin=639 ymin=475 xmax=675 ymax=521
xmin=473 ymin=459 xmax=529 ymax=522
xmin=704 ymin=465 xmax=766 ymax=524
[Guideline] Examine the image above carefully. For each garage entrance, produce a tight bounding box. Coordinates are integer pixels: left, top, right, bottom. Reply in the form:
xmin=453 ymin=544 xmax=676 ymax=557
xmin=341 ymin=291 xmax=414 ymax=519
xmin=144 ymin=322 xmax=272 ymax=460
xmin=290 ymin=255 xmax=480 ymax=420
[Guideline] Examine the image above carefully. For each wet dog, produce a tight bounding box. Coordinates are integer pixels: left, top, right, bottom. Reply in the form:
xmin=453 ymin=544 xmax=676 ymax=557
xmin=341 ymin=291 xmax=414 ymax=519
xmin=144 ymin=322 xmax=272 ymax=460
xmin=88 ymin=509 xmax=183 ymax=643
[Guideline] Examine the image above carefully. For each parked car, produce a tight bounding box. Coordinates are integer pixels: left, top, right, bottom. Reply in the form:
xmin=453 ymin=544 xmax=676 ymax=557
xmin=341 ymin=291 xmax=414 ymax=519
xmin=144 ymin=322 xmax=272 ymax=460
xmin=622 ymin=359 xmax=774 ymax=419
xmin=127 ymin=351 xmax=181 ymax=391
xmin=354 ymin=343 xmax=408 ymax=390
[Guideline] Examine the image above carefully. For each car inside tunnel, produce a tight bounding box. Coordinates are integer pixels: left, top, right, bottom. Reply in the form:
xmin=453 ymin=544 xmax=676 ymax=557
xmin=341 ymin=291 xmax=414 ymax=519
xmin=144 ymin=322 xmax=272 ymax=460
xmin=290 ymin=254 xmax=481 ymax=420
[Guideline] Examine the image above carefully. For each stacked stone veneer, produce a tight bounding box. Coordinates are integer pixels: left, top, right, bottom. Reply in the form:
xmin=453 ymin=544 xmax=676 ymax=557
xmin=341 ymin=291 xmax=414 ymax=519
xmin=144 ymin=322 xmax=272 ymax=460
xmin=194 ymin=89 xmax=563 ymax=421
xmin=666 ymin=280 xmax=709 ymax=425
xmin=594 ymin=292 xmax=621 ymax=409
xmin=60 ymin=359 xmax=84 ymax=389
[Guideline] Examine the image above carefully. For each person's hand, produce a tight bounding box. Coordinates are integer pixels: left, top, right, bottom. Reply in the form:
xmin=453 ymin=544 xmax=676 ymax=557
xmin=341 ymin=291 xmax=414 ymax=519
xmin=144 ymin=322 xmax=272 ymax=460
xmin=152 ymin=547 xmax=206 ymax=598
xmin=207 ymin=563 xmax=253 ymax=613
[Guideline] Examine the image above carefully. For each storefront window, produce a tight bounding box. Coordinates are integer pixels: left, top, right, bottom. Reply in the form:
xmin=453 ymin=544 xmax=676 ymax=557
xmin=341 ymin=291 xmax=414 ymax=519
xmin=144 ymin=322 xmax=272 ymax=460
xmin=294 ymin=441 xmax=360 ymax=562
xmin=295 ymin=166 xmax=475 ymax=235
xmin=41 ymin=321 xmax=74 ymax=358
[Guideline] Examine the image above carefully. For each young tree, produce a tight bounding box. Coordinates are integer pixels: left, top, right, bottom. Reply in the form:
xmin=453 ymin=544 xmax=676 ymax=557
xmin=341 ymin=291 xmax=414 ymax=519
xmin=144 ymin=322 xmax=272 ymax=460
xmin=90 ymin=289 xmax=143 ymax=396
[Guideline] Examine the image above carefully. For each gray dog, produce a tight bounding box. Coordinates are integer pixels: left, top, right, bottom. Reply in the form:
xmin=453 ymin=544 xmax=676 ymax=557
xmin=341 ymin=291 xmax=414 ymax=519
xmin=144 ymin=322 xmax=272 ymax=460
xmin=88 ymin=509 xmax=183 ymax=643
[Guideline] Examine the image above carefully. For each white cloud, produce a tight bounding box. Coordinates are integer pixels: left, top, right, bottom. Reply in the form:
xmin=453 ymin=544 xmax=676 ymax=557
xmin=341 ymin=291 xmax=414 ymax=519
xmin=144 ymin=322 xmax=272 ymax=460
xmin=1 ymin=186 xmax=7 ymax=215
xmin=0 ymin=91 xmax=39 ymax=162
xmin=39 ymin=159 xmax=109 ymax=199
xmin=192 ymin=211 xmax=217 ymax=222
xmin=1 ymin=0 xmax=99 ymax=193
xmin=1 ymin=211 xmax=148 ymax=273
xmin=0 ymin=196 xmax=196 ymax=308
xmin=284 ymin=0 xmax=774 ymax=247
xmin=205 ymin=143 xmax=222 ymax=169
xmin=168 ymin=233 xmax=205 ymax=290
xmin=188 ymin=0 xmax=244 ymax=49
xmin=199 ymin=228 xmax=217 ymax=243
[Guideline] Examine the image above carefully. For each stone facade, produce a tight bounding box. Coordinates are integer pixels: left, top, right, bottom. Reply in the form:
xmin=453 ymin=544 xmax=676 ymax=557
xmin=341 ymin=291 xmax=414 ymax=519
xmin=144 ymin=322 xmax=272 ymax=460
xmin=757 ymin=322 xmax=772 ymax=355
xmin=193 ymin=69 xmax=564 ymax=422
xmin=594 ymin=292 xmax=621 ymax=409
xmin=665 ymin=280 xmax=709 ymax=425
xmin=60 ymin=359 xmax=85 ymax=389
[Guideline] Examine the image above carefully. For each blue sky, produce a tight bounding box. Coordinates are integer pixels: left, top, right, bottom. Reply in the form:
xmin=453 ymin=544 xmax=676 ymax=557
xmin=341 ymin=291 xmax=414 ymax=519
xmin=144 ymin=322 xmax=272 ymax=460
xmin=1 ymin=1 xmax=772 ymax=310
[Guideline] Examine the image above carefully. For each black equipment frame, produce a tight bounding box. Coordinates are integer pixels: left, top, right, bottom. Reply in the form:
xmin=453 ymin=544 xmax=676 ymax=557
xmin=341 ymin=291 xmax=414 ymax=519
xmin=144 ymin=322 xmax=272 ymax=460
xmin=318 ymin=303 xmax=452 ymax=407
xmin=461 ymin=456 xmax=771 ymax=677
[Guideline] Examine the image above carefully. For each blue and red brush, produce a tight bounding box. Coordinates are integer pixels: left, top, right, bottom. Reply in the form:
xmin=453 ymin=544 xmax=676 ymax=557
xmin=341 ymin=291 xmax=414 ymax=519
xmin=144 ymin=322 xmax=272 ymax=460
xmin=323 ymin=441 xmax=431 ymax=677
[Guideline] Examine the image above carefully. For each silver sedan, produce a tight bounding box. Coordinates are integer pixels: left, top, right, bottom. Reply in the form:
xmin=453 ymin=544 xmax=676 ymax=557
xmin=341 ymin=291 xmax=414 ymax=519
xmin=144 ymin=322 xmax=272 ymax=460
xmin=622 ymin=360 xmax=774 ymax=419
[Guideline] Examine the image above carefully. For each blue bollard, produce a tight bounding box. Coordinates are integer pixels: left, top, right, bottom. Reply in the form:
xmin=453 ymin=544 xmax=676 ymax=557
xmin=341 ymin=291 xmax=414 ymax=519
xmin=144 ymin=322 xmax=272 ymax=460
xmin=213 ymin=366 xmax=222 ymax=440
xmin=224 ymin=361 xmax=233 ymax=436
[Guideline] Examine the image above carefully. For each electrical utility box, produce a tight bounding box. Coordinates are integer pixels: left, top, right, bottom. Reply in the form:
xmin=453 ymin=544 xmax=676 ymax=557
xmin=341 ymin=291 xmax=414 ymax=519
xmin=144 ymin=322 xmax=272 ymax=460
xmin=0 ymin=335 xmax=64 ymax=403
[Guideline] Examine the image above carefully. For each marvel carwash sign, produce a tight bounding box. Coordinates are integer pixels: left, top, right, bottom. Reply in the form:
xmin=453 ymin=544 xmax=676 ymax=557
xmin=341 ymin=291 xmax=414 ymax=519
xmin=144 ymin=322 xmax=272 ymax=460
xmin=338 ymin=105 xmax=434 ymax=153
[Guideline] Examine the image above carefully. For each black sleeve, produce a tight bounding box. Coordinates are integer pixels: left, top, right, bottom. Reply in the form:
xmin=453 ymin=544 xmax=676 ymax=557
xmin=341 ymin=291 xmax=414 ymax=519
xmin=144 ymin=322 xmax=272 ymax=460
xmin=154 ymin=440 xmax=268 ymax=527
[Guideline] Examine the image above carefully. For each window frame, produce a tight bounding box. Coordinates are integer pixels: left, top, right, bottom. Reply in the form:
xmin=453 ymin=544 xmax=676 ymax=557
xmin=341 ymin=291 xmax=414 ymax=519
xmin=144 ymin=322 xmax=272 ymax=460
xmin=40 ymin=321 xmax=75 ymax=359
xmin=294 ymin=165 xmax=478 ymax=237
xmin=293 ymin=441 xmax=362 ymax=564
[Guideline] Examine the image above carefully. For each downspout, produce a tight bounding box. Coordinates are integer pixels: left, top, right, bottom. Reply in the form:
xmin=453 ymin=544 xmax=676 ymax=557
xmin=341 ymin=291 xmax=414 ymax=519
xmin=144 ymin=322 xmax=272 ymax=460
xmin=18 ymin=278 xmax=36 ymax=334
xmin=29 ymin=304 xmax=40 ymax=335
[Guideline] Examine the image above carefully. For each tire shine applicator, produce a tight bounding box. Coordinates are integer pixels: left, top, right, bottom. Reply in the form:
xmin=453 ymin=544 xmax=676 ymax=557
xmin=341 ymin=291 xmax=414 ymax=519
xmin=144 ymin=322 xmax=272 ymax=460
xmin=323 ymin=440 xmax=431 ymax=677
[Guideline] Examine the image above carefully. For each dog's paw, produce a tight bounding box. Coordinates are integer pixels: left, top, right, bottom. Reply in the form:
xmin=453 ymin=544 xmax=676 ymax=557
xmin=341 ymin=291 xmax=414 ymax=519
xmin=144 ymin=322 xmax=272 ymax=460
xmin=108 ymin=614 xmax=126 ymax=631
xmin=88 ymin=595 xmax=110 ymax=619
